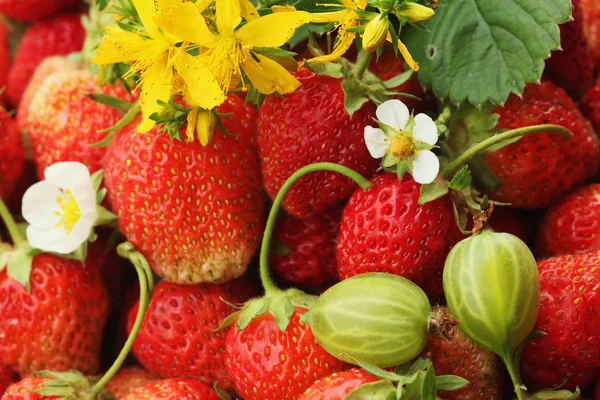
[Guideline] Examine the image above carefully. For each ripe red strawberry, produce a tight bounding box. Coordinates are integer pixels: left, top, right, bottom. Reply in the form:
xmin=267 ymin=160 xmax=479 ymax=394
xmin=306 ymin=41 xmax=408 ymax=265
xmin=124 ymin=379 xmax=220 ymax=400
xmin=6 ymin=13 xmax=84 ymax=107
xmin=419 ymin=306 xmax=504 ymax=400
xmin=465 ymin=207 xmax=529 ymax=244
xmin=0 ymin=254 xmax=109 ymax=376
xmin=298 ymin=368 xmax=378 ymax=400
xmin=537 ymin=184 xmax=600 ymax=257
xmin=595 ymin=380 xmax=600 ymax=400
xmin=0 ymin=111 xmax=25 ymax=200
xmin=521 ymin=362 xmax=599 ymax=393
xmin=126 ymin=277 xmax=258 ymax=390
xmin=544 ymin=0 xmax=596 ymax=98
xmin=257 ymin=67 xmax=379 ymax=219
xmin=1 ymin=376 xmax=55 ymax=400
xmin=580 ymin=76 xmax=600 ymax=132
xmin=17 ymin=56 xmax=78 ymax=128
xmin=484 ymin=81 xmax=599 ymax=209
xmin=7 ymin=161 xmax=37 ymax=216
xmin=336 ymin=173 xmax=463 ymax=300
xmin=0 ymin=19 xmax=10 ymax=106
xmin=581 ymin=0 xmax=600 ymax=66
xmin=0 ymin=366 xmax=17 ymax=397
xmin=521 ymin=252 xmax=600 ymax=391
xmin=103 ymin=95 xmax=265 ymax=284
xmin=105 ymin=366 xmax=156 ymax=400
xmin=0 ymin=0 xmax=76 ymax=22
xmin=271 ymin=207 xmax=341 ymax=287
xmin=225 ymin=308 xmax=347 ymax=400
xmin=21 ymin=69 xmax=136 ymax=178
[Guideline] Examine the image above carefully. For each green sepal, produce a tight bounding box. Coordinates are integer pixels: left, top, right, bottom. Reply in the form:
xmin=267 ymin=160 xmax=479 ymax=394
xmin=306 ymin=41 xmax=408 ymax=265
xmin=345 ymin=380 xmax=396 ymax=400
xmin=91 ymin=101 xmax=141 ymax=148
xmin=253 ymin=47 xmax=297 ymax=58
xmin=85 ymin=93 xmax=133 ymax=111
xmin=90 ymin=170 xmax=104 ymax=192
xmin=396 ymin=359 xmax=436 ymax=400
xmin=435 ymin=375 xmax=469 ymax=391
xmin=529 ymin=388 xmax=580 ymax=399
xmin=418 ymin=178 xmax=449 ymax=205
xmin=95 ymin=205 xmax=117 ymax=226
xmin=303 ymin=61 xmax=344 ymax=78
xmin=513 ymin=330 xmax=546 ymax=372
xmin=0 ymin=242 xmax=13 ymax=273
xmin=33 ymin=369 xmax=114 ymax=399
xmin=72 ymin=241 xmax=88 ymax=264
xmin=7 ymin=245 xmax=34 ymax=292
xmin=342 ymin=72 xmax=371 ymax=116
xmin=448 ymin=166 xmax=471 ymax=191
xmin=381 ymin=69 xmax=413 ymax=89
xmin=235 ymin=289 xmax=317 ymax=332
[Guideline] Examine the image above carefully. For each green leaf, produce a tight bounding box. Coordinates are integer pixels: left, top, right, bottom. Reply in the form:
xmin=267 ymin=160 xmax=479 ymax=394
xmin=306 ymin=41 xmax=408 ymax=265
xmin=448 ymin=166 xmax=471 ymax=191
xmin=7 ymin=247 xmax=34 ymax=291
xmin=403 ymin=0 xmax=572 ymax=105
xmin=345 ymin=380 xmax=396 ymax=400
xmin=435 ymin=375 xmax=469 ymax=391
xmin=418 ymin=179 xmax=449 ymax=205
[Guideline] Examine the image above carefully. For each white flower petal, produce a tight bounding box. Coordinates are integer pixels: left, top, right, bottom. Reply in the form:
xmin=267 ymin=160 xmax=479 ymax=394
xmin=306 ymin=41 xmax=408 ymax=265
xmin=412 ymin=113 xmax=439 ymax=146
xmin=72 ymin=182 xmax=98 ymax=217
xmin=69 ymin=214 xmax=96 ymax=247
xmin=26 ymin=225 xmax=75 ymax=254
xmin=412 ymin=150 xmax=440 ymax=184
xmin=22 ymin=181 xmax=62 ymax=228
xmin=376 ymin=100 xmax=410 ymax=131
xmin=364 ymin=126 xmax=389 ymax=159
xmin=44 ymin=162 xmax=91 ymax=191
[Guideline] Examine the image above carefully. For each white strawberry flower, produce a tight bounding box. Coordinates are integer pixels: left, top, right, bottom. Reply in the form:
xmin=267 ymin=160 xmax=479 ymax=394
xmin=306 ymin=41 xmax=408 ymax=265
xmin=22 ymin=162 xmax=98 ymax=254
xmin=364 ymin=99 xmax=440 ymax=184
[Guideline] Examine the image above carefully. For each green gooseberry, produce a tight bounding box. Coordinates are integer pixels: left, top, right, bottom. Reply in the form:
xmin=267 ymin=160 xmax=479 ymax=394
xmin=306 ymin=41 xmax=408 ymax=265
xmin=443 ymin=229 xmax=540 ymax=360
xmin=301 ymin=272 xmax=432 ymax=368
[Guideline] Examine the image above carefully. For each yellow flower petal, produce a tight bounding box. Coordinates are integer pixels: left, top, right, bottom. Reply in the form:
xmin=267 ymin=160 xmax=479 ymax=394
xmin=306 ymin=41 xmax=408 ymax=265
xmin=137 ymin=55 xmax=173 ymax=133
xmin=216 ymin=0 xmax=242 ymax=35
xmin=132 ymin=0 xmax=158 ymax=35
xmin=239 ymin=0 xmax=259 ymax=21
xmin=398 ymin=2 xmax=435 ymax=23
xmin=92 ymin=30 xmax=149 ymax=64
xmin=235 ymin=11 xmax=312 ymax=48
xmin=195 ymin=109 xmax=218 ymax=146
xmin=154 ymin=2 xmax=219 ymax=47
xmin=265 ymin=55 xmax=299 ymax=71
xmin=310 ymin=10 xmax=350 ymax=23
xmin=308 ymin=29 xmax=356 ymax=63
xmin=186 ymin=108 xmax=199 ymax=142
xmin=386 ymin=32 xmax=419 ymax=71
xmin=175 ymin=52 xmax=226 ymax=109
xmin=241 ymin=53 xmax=301 ymax=94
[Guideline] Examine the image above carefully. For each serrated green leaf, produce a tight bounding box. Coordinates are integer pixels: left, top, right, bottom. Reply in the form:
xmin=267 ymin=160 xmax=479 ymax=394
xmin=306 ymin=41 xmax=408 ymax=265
xmin=448 ymin=166 xmax=471 ymax=191
xmin=403 ymin=0 xmax=572 ymax=105
xmin=345 ymin=380 xmax=396 ymax=400
xmin=435 ymin=375 xmax=469 ymax=391
xmin=7 ymin=247 xmax=34 ymax=291
xmin=418 ymin=179 xmax=449 ymax=205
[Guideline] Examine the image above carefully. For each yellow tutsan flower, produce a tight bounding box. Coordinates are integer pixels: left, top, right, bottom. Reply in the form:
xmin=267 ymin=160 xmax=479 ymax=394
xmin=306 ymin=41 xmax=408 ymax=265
xmin=92 ymin=0 xmax=225 ymax=133
xmin=362 ymin=14 xmax=389 ymax=52
xmin=195 ymin=0 xmax=312 ymax=95
xmin=308 ymin=0 xmax=367 ymax=64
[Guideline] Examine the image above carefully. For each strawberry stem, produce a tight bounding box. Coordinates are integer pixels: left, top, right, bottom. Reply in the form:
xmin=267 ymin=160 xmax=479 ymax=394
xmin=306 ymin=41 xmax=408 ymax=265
xmin=259 ymin=162 xmax=372 ymax=295
xmin=0 ymin=196 xmax=25 ymax=246
xmin=89 ymin=242 xmax=154 ymax=397
xmin=441 ymin=124 xmax=573 ymax=180
xmin=354 ymin=50 xmax=374 ymax=79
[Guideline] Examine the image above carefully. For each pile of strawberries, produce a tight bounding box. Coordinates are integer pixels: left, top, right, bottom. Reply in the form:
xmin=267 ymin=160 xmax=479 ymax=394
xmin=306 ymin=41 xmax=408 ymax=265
xmin=3 ymin=0 xmax=600 ymax=399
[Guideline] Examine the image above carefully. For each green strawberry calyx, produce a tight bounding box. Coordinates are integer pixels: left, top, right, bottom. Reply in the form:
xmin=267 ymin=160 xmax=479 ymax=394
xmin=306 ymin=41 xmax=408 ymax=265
xmin=304 ymin=48 xmax=417 ymax=117
xmin=343 ymin=355 xmax=468 ymax=400
xmin=220 ymin=162 xmax=372 ymax=333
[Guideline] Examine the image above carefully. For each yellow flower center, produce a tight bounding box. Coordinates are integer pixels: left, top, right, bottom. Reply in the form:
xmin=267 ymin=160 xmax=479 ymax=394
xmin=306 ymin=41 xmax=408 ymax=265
xmin=204 ymin=35 xmax=246 ymax=92
xmin=54 ymin=190 xmax=81 ymax=234
xmin=387 ymin=133 xmax=415 ymax=159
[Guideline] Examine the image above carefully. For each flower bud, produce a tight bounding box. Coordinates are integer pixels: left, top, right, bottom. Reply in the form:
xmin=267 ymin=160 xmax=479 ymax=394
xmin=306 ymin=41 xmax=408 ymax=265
xmin=362 ymin=14 xmax=389 ymax=53
xmin=397 ymin=2 xmax=435 ymax=23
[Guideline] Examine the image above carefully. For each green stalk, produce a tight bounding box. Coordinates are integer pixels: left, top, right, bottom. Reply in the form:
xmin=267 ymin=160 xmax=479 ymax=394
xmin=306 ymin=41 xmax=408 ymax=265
xmin=89 ymin=242 xmax=154 ymax=397
xmin=0 ymin=196 xmax=25 ymax=246
xmin=354 ymin=50 xmax=374 ymax=79
xmin=441 ymin=124 xmax=573 ymax=179
xmin=500 ymin=353 xmax=526 ymax=400
xmin=259 ymin=162 xmax=372 ymax=295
